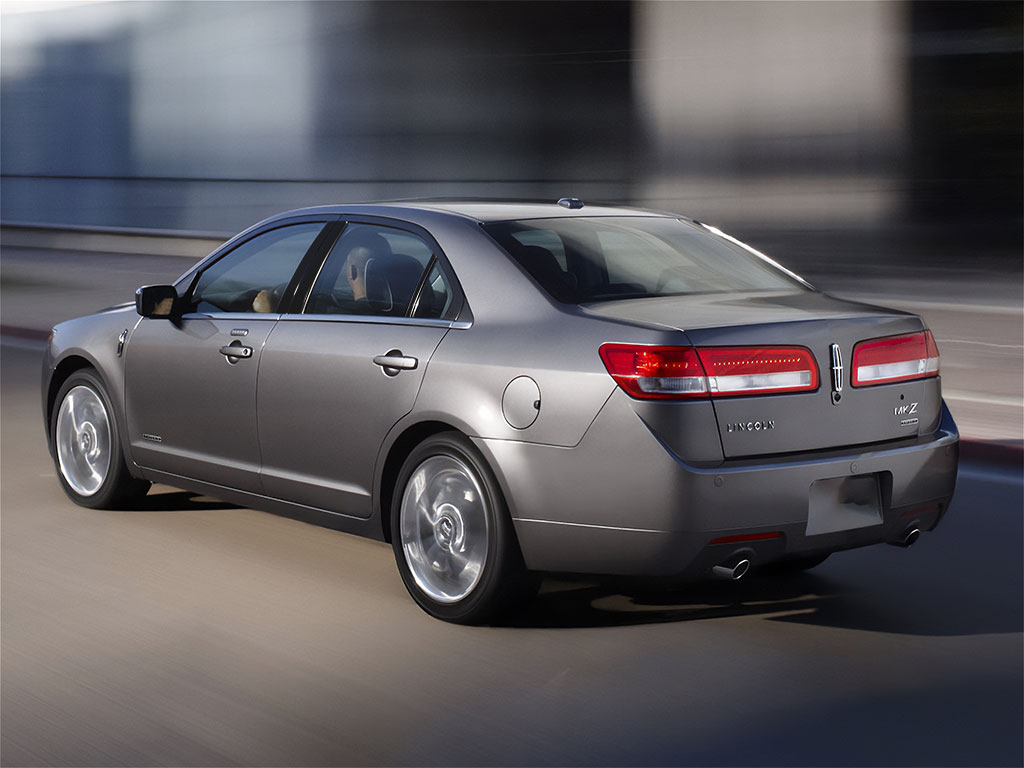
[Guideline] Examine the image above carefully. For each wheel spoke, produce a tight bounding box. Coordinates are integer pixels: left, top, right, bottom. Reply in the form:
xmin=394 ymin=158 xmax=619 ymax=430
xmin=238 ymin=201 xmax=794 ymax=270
xmin=65 ymin=393 xmax=81 ymax=434
xmin=55 ymin=385 xmax=111 ymax=497
xmin=416 ymin=495 xmax=435 ymax=526
xmin=399 ymin=454 xmax=490 ymax=603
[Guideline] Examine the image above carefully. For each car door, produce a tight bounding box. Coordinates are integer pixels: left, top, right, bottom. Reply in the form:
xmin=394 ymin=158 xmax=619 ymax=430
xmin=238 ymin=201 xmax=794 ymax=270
xmin=257 ymin=220 xmax=461 ymax=518
xmin=124 ymin=220 xmax=334 ymax=492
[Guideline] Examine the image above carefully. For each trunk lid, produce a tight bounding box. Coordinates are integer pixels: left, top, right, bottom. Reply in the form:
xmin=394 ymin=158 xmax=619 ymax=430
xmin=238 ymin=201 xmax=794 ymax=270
xmin=583 ymin=291 xmax=943 ymax=458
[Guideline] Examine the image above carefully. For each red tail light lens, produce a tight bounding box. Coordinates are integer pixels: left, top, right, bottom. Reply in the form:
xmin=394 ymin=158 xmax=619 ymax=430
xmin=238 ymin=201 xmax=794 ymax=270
xmin=599 ymin=344 xmax=819 ymax=400
xmin=598 ymin=344 xmax=708 ymax=399
xmin=696 ymin=346 xmax=819 ymax=397
xmin=852 ymin=331 xmax=939 ymax=387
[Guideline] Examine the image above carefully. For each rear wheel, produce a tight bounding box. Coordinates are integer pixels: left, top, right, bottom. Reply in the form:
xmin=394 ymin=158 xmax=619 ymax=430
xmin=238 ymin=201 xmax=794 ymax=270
xmin=391 ymin=432 xmax=536 ymax=624
xmin=51 ymin=369 xmax=150 ymax=509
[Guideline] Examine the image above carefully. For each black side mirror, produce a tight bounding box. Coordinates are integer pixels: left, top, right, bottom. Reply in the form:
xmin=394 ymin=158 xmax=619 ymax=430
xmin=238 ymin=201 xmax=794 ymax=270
xmin=136 ymin=285 xmax=180 ymax=318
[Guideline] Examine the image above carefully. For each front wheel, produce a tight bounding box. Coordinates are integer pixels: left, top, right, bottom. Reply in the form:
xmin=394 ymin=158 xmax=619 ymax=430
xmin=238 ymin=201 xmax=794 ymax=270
xmin=51 ymin=369 xmax=150 ymax=509
xmin=391 ymin=432 xmax=536 ymax=624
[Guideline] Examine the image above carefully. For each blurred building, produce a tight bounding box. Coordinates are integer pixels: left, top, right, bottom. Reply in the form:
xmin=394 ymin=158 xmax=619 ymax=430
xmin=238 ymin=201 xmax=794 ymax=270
xmin=1 ymin=1 xmax=1020 ymax=236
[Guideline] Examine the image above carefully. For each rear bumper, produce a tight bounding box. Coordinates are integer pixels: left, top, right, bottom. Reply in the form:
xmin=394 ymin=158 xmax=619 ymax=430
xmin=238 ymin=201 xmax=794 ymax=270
xmin=478 ymin=391 xmax=959 ymax=577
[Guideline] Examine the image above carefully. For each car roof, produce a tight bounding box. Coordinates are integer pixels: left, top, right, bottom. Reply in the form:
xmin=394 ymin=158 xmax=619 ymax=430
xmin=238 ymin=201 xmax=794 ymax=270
xmin=264 ymin=199 xmax=682 ymax=225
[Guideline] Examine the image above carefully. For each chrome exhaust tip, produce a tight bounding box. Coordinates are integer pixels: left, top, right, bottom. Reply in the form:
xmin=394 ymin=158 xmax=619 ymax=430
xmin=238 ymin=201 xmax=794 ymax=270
xmin=890 ymin=527 xmax=921 ymax=548
xmin=712 ymin=557 xmax=751 ymax=581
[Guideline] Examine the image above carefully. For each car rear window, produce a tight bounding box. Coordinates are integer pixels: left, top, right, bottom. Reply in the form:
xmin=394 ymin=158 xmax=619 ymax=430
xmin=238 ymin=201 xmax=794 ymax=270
xmin=483 ymin=217 xmax=809 ymax=304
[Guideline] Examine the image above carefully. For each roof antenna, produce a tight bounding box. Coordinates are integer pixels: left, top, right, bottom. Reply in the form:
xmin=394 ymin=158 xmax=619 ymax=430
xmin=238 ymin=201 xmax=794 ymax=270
xmin=557 ymin=198 xmax=584 ymax=209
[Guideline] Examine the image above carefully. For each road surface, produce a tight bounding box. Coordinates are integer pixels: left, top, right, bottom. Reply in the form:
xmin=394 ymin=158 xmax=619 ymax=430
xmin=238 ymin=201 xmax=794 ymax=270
xmin=2 ymin=341 xmax=1022 ymax=766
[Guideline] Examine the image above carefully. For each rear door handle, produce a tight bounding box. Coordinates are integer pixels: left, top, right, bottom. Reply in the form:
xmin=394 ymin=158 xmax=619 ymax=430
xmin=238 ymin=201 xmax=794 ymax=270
xmin=219 ymin=344 xmax=253 ymax=359
xmin=373 ymin=353 xmax=418 ymax=371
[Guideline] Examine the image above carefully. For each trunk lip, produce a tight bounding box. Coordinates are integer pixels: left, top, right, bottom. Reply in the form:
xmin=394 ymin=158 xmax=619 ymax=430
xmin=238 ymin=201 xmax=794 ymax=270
xmin=577 ymin=290 xmax=917 ymax=334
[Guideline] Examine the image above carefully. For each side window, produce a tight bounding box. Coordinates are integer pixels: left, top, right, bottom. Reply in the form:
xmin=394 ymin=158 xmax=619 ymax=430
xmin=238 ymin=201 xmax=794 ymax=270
xmin=412 ymin=263 xmax=453 ymax=319
xmin=191 ymin=223 xmax=324 ymax=313
xmin=305 ymin=223 xmax=434 ymax=317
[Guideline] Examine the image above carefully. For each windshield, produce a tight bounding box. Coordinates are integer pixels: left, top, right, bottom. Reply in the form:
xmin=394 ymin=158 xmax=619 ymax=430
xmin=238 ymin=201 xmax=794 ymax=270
xmin=483 ymin=217 xmax=811 ymax=304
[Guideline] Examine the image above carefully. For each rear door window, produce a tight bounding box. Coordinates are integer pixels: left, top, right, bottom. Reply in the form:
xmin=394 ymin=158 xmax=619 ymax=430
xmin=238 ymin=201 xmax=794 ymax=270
xmin=305 ymin=223 xmax=433 ymax=317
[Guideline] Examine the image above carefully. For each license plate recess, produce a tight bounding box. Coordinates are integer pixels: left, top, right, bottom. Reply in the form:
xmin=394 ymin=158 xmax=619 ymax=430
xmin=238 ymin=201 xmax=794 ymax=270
xmin=806 ymin=473 xmax=883 ymax=536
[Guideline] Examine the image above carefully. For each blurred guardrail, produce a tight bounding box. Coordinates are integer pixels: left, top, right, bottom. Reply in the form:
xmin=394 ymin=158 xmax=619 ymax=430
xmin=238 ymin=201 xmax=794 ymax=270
xmin=1 ymin=223 xmax=226 ymax=259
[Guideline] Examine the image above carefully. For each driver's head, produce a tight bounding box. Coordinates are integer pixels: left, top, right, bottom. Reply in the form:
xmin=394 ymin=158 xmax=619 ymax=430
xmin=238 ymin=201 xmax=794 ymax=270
xmin=343 ymin=230 xmax=392 ymax=301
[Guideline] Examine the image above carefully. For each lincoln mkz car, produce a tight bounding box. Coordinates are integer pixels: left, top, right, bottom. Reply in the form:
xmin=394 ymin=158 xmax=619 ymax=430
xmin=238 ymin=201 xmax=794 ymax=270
xmin=42 ymin=200 xmax=959 ymax=623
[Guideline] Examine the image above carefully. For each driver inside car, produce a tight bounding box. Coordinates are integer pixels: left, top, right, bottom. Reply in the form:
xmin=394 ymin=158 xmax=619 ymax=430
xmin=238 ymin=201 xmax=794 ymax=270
xmin=307 ymin=230 xmax=395 ymax=314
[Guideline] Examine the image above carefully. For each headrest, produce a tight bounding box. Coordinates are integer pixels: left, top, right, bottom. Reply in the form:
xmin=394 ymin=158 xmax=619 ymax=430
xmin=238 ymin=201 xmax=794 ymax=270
xmin=514 ymin=244 xmax=577 ymax=301
xmin=343 ymin=230 xmax=393 ymax=266
xmin=516 ymin=245 xmax=562 ymax=277
xmin=364 ymin=254 xmax=425 ymax=313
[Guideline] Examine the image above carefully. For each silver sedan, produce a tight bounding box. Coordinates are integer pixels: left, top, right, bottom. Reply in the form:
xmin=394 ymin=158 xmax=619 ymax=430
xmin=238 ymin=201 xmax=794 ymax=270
xmin=42 ymin=200 xmax=959 ymax=623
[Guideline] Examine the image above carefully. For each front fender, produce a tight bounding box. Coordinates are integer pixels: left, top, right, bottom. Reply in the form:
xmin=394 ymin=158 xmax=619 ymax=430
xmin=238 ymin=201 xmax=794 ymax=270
xmin=42 ymin=306 xmax=142 ymax=471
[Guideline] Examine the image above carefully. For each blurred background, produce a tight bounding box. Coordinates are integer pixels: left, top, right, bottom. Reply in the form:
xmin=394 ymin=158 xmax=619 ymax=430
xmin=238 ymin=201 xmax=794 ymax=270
xmin=1 ymin=0 xmax=1020 ymax=234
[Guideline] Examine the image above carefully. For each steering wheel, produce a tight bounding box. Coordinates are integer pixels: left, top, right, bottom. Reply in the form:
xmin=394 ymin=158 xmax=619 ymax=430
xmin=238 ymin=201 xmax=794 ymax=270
xmin=251 ymin=282 xmax=289 ymax=313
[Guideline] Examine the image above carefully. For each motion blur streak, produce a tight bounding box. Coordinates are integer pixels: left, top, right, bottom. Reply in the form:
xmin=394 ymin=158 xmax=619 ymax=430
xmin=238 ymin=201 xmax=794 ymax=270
xmin=1 ymin=1 xmax=1020 ymax=232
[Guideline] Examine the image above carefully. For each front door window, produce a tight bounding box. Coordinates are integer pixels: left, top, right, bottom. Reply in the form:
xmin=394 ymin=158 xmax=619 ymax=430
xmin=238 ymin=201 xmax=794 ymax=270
xmin=191 ymin=223 xmax=324 ymax=313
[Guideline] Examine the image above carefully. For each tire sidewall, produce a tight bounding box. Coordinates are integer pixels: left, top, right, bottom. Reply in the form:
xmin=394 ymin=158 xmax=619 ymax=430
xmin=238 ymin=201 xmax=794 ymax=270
xmin=391 ymin=432 xmax=519 ymax=624
xmin=51 ymin=369 xmax=132 ymax=509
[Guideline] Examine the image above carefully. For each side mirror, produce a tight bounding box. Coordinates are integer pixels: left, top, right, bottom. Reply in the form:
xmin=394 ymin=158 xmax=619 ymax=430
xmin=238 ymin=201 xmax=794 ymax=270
xmin=136 ymin=285 xmax=180 ymax=318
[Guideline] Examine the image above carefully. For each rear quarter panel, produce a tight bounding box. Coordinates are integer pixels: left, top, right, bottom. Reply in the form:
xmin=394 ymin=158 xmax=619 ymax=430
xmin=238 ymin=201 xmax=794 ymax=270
xmin=413 ymin=215 xmax=693 ymax=446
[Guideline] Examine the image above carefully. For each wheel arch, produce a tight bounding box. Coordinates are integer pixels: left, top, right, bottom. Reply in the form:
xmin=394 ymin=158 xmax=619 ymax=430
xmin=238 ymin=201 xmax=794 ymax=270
xmin=377 ymin=420 xmax=459 ymax=542
xmin=45 ymin=355 xmax=99 ymax=448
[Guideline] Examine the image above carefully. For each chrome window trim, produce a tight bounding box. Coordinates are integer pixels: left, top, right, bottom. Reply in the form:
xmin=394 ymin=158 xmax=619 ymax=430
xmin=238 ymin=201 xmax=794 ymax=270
xmin=172 ymin=312 xmax=472 ymax=329
xmin=177 ymin=312 xmax=283 ymax=321
xmin=278 ymin=314 xmax=468 ymax=330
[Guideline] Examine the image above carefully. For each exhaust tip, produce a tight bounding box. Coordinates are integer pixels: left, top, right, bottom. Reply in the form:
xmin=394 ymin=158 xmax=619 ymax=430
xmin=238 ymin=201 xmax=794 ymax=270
xmin=712 ymin=558 xmax=751 ymax=581
xmin=890 ymin=527 xmax=921 ymax=548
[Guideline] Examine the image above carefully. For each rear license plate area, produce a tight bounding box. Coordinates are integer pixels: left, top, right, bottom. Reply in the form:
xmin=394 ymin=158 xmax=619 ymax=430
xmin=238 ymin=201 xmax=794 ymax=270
xmin=806 ymin=473 xmax=883 ymax=536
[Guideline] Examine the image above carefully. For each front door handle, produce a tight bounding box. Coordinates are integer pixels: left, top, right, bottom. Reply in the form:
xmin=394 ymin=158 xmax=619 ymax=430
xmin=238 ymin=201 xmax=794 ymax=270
xmin=219 ymin=344 xmax=253 ymax=359
xmin=373 ymin=352 xmax=418 ymax=373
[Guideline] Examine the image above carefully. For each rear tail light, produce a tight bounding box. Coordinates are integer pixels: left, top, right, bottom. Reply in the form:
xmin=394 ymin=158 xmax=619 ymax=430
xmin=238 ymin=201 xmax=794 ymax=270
xmin=598 ymin=344 xmax=709 ymax=400
xmin=851 ymin=331 xmax=939 ymax=387
xmin=599 ymin=343 xmax=819 ymax=400
xmin=696 ymin=346 xmax=819 ymax=396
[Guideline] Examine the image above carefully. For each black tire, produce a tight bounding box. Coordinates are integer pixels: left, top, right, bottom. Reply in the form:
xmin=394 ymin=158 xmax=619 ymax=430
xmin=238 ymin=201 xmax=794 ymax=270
xmin=391 ymin=431 xmax=537 ymax=624
xmin=50 ymin=369 xmax=150 ymax=509
xmin=763 ymin=553 xmax=831 ymax=575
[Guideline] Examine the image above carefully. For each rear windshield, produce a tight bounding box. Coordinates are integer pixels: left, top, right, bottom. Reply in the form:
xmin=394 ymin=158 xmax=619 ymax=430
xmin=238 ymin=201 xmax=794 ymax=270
xmin=483 ymin=217 xmax=810 ymax=304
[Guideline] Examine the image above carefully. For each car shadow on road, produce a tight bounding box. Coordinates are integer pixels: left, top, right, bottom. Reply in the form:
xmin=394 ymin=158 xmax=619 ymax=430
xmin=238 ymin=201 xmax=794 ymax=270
xmin=507 ymin=567 xmax=1022 ymax=637
xmin=130 ymin=489 xmax=240 ymax=512
xmin=506 ymin=572 xmax=842 ymax=630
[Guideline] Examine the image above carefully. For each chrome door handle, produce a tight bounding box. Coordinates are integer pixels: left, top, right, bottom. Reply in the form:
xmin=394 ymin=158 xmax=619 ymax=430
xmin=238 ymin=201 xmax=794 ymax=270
xmin=373 ymin=353 xmax=418 ymax=371
xmin=219 ymin=344 xmax=253 ymax=359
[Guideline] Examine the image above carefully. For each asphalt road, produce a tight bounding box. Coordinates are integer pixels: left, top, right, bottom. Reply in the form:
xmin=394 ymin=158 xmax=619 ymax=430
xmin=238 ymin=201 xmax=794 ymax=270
xmin=2 ymin=340 xmax=1021 ymax=766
